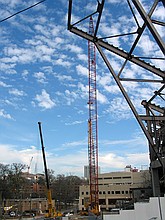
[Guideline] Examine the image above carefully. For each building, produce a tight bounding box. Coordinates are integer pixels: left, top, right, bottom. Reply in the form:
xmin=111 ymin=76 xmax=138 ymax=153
xmin=103 ymin=196 xmax=165 ymax=220
xmin=79 ymin=166 xmax=151 ymax=211
xmin=84 ymin=165 xmax=101 ymax=179
xmin=3 ymin=198 xmax=55 ymax=215
xmin=21 ymin=172 xmax=46 ymax=198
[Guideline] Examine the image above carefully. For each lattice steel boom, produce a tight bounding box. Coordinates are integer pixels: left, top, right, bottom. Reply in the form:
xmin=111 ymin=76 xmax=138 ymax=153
xmin=88 ymin=16 xmax=99 ymax=213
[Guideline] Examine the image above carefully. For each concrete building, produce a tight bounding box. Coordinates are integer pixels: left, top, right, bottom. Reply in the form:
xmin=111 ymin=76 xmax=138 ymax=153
xmin=79 ymin=167 xmax=151 ymax=211
xmin=103 ymin=196 xmax=165 ymax=220
xmin=84 ymin=165 xmax=101 ymax=179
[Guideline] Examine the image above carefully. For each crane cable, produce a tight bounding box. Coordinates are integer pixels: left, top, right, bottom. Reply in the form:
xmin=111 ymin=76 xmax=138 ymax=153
xmin=0 ymin=0 xmax=46 ymax=23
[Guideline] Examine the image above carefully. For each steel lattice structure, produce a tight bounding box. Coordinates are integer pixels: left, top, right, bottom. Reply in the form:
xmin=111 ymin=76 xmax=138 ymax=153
xmin=68 ymin=0 xmax=165 ymax=197
xmin=88 ymin=16 xmax=99 ymax=212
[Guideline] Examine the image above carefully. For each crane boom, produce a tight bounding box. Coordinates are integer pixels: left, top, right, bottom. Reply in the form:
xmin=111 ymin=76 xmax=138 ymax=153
xmin=38 ymin=122 xmax=53 ymax=218
xmin=27 ymin=156 xmax=33 ymax=173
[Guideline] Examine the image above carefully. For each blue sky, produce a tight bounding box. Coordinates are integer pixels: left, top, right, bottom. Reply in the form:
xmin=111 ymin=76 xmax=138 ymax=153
xmin=0 ymin=0 xmax=164 ymax=177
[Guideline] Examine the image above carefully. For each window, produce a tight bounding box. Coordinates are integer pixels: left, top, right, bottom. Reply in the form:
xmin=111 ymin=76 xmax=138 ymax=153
xmin=99 ymin=191 xmax=102 ymax=194
xmin=112 ymin=191 xmax=114 ymax=194
xmin=108 ymin=191 xmax=110 ymax=194
xmin=122 ymin=191 xmax=124 ymax=194
xmin=82 ymin=192 xmax=84 ymax=195
xmin=115 ymin=191 xmax=120 ymax=194
xmin=125 ymin=191 xmax=129 ymax=194
xmin=103 ymin=191 xmax=106 ymax=194
xmin=104 ymin=177 xmax=112 ymax=179
xmin=86 ymin=192 xmax=88 ymax=195
xmin=123 ymin=176 xmax=131 ymax=179
xmin=113 ymin=177 xmax=121 ymax=179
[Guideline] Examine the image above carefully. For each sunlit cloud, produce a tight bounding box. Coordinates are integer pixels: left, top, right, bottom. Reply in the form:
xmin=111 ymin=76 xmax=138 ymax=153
xmin=9 ymin=88 xmax=26 ymax=96
xmin=35 ymin=89 xmax=56 ymax=109
xmin=0 ymin=109 xmax=13 ymax=120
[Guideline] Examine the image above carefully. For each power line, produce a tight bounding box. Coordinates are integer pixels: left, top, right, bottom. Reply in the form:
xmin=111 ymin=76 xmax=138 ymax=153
xmin=0 ymin=0 xmax=46 ymax=23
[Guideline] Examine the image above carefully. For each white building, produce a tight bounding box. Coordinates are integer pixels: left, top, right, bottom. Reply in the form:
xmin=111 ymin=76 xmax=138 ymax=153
xmin=79 ymin=167 xmax=151 ymax=211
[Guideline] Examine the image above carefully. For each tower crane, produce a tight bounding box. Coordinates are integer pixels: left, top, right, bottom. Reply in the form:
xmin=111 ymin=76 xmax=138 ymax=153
xmin=27 ymin=156 xmax=33 ymax=173
xmin=87 ymin=16 xmax=99 ymax=215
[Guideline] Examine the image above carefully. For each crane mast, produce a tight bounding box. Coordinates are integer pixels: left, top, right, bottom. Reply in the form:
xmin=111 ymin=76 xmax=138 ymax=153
xmin=88 ymin=16 xmax=99 ymax=214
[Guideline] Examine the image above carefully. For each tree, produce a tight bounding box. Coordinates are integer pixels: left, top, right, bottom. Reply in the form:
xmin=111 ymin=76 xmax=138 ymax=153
xmin=51 ymin=174 xmax=88 ymax=210
xmin=0 ymin=163 xmax=10 ymax=217
xmin=7 ymin=163 xmax=27 ymax=199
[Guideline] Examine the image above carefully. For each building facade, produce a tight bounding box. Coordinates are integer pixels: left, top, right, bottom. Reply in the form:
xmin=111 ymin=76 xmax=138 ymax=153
xmin=79 ymin=167 xmax=151 ymax=211
xmin=4 ymin=198 xmax=55 ymax=215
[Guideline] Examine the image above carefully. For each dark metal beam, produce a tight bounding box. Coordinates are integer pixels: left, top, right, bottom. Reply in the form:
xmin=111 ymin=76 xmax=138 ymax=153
xmin=139 ymin=116 xmax=165 ymax=121
xmin=94 ymin=0 xmax=105 ymax=38
xmin=68 ymin=26 xmax=164 ymax=78
xmin=132 ymin=0 xmax=165 ymax=55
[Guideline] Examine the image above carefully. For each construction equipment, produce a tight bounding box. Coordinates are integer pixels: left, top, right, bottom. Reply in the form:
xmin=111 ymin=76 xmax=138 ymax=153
xmin=27 ymin=156 xmax=33 ymax=173
xmin=87 ymin=16 xmax=99 ymax=216
xmin=38 ymin=122 xmax=62 ymax=218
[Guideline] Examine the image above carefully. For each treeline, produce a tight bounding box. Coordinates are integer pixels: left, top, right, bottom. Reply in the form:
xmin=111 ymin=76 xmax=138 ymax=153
xmin=0 ymin=163 xmax=88 ymax=207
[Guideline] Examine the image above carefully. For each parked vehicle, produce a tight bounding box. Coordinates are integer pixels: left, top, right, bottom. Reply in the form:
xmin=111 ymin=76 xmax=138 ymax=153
xmin=10 ymin=211 xmax=16 ymax=217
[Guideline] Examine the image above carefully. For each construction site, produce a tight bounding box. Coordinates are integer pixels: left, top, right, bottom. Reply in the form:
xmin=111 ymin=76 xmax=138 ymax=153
xmin=0 ymin=0 xmax=164 ymax=219
xmin=68 ymin=0 xmax=165 ymax=219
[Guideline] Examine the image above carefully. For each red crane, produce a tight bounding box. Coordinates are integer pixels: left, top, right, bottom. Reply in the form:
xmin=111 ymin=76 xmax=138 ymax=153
xmin=88 ymin=16 xmax=99 ymax=215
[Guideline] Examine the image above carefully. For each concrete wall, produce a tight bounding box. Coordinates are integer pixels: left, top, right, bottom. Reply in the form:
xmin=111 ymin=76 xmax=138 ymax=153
xmin=103 ymin=196 xmax=165 ymax=220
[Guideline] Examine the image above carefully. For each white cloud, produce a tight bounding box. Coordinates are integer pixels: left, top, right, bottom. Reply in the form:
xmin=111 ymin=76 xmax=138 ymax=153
xmin=107 ymin=0 xmax=124 ymax=3
xmin=138 ymin=35 xmax=158 ymax=56
xmin=98 ymin=74 xmax=112 ymax=86
xmin=54 ymin=58 xmax=71 ymax=67
xmin=34 ymin=71 xmax=47 ymax=84
xmin=0 ymin=81 xmax=11 ymax=87
xmin=97 ymin=90 xmax=108 ymax=104
xmin=78 ymin=83 xmax=88 ymax=99
xmin=35 ymin=44 xmax=54 ymax=55
xmin=53 ymin=73 xmax=74 ymax=82
xmin=9 ymin=88 xmax=26 ymax=96
xmin=76 ymin=64 xmax=88 ymax=77
xmin=64 ymin=89 xmax=79 ymax=105
xmin=99 ymin=152 xmax=149 ymax=173
xmin=106 ymin=97 xmax=132 ymax=120
xmin=77 ymin=53 xmax=88 ymax=62
xmin=0 ymin=143 xmax=87 ymax=176
xmin=35 ymin=89 xmax=55 ymax=109
xmin=65 ymin=120 xmax=84 ymax=126
xmin=66 ymin=44 xmax=83 ymax=54
xmin=0 ymin=109 xmax=13 ymax=119
xmin=22 ymin=69 xmax=29 ymax=80
xmin=153 ymin=5 xmax=165 ymax=20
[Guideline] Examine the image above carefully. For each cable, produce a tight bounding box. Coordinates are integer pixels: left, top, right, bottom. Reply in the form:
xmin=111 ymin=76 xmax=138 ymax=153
xmin=0 ymin=0 xmax=46 ymax=23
